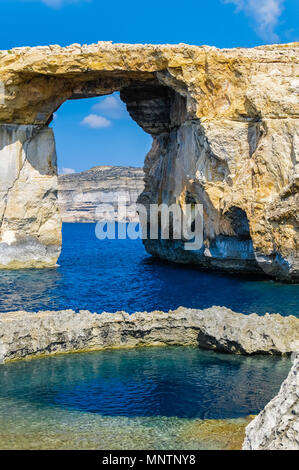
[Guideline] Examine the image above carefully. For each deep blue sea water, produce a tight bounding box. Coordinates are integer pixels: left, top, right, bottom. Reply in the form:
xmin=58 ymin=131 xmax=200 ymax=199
xmin=0 ymin=223 xmax=298 ymax=315
xmin=0 ymin=348 xmax=291 ymax=420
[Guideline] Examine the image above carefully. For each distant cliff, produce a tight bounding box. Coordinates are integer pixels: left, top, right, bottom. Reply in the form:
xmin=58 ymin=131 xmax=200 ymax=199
xmin=58 ymin=166 xmax=144 ymax=222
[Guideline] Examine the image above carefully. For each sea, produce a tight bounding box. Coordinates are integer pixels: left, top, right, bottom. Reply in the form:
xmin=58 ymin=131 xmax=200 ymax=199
xmin=0 ymin=223 xmax=297 ymax=450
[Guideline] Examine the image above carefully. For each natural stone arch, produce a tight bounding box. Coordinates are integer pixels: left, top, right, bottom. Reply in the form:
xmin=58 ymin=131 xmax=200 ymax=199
xmin=0 ymin=42 xmax=298 ymax=281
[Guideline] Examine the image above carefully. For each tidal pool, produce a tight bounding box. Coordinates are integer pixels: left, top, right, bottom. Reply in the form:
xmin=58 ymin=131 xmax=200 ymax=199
xmin=0 ymin=347 xmax=291 ymax=450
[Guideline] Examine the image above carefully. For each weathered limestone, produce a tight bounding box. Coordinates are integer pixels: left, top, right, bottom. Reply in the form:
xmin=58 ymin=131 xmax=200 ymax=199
xmin=0 ymin=306 xmax=298 ymax=363
xmin=0 ymin=42 xmax=298 ymax=279
xmin=0 ymin=125 xmax=61 ymax=268
xmin=243 ymin=355 xmax=299 ymax=450
xmin=58 ymin=166 xmax=144 ymax=222
xmin=140 ymin=118 xmax=299 ymax=280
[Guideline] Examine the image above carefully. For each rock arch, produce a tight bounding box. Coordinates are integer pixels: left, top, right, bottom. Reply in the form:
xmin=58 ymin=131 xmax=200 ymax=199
xmin=0 ymin=42 xmax=298 ymax=281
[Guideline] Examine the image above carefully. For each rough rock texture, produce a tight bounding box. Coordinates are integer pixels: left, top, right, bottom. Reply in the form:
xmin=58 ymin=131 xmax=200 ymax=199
xmin=0 ymin=306 xmax=298 ymax=363
xmin=243 ymin=355 xmax=299 ymax=450
xmin=0 ymin=125 xmax=61 ymax=268
xmin=58 ymin=166 xmax=144 ymax=222
xmin=0 ymin=42 xmax=298 ymax=279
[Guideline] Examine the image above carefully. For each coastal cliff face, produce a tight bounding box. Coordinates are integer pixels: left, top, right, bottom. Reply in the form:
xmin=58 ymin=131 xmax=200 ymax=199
xmin=0 ymin=125 xmax=61 ymax=268
xmin=243 ymin=355 xmax=299 ymax=450
xmin=58 ymin=166 xmax=144 ymax=222
xmin=0 ymin=42 xmax=298 ymax=279
xmin=0 ymin=306 xmax=298 ymax=363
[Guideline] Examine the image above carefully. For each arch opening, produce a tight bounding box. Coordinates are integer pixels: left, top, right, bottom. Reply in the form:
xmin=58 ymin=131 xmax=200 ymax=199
xmin=52 ymin=80 xmax=188 ymax=234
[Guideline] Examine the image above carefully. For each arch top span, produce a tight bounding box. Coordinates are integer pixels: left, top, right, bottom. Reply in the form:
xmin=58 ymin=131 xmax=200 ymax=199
xmin=0 ymin=41 xmax=298 ymax=125
xmin=0 ymin=42 xmax=298 ymax=281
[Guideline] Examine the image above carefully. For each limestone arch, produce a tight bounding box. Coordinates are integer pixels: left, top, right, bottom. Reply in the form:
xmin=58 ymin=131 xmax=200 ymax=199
xmin=0 ymin=70 xmax=190 ymax=269
xmin=0 ymin=43 xmax=298 ymax=281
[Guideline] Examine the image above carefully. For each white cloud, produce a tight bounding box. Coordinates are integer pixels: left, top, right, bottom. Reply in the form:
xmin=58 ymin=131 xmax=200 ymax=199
xmin=81 ymin=114 xmax=111 ymax=129
xmin=92 ymin=94 xmax=126 ymax=119
xmin=59 ymin=167 xmax=76 ymax=175
xmin=224 ymin=0 xmax=285 ymax=42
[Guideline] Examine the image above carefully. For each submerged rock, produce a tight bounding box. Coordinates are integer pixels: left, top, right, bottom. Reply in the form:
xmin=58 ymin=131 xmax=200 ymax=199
xmin=243 ymin=355 xmax=299 ymax=450
xmin=0 ymin=409 xmax=253 ymax=450
xmin=0 ymin=306 xmax=298 ymax=363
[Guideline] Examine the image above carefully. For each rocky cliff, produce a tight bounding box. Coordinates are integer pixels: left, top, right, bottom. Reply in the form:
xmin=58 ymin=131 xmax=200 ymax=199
xmin=0 ymin=306 xmax=298 ymax=363
xmin=58 ymin=166 xmax=144 ymax=222
xmin=0 ymin=42 xmax=298 ymax=279
xmin=243 ymin=355 xmax=299 ymax=450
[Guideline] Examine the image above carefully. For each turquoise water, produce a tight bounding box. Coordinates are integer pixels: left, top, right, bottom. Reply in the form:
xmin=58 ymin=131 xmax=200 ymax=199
xmin=0 ymin=348 xmax=291 ymax=450
xmin=0 ymin=348 xmax=291 ymax=419
xmin=0 ymin=223 xmax=298 ymax=315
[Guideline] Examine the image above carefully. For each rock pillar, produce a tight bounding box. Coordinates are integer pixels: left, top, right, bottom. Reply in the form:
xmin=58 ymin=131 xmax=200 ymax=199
xmin=0 ymin=124 xmax=61 ymax=268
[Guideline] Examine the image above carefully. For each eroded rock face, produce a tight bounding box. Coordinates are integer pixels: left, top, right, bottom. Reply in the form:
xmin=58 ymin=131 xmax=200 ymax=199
xmin=0 ymin=306 xmax=298 ymax=363
xmin=243 ymin=355 xmax=299 ymax=450
xmin=58 ymin=166 xmax=144 ymax=222
xmin=0 ymin=125 xmax=61 ymax=268
xmin=140 ymin=118 xmax=299 ymax=280
xmin=0 ymin=42 xmax=298 ymax=278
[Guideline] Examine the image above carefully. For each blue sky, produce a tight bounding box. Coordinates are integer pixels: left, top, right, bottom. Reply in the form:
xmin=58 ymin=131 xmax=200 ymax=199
xmin=1 ymin=0 xmax=298 ymax=172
